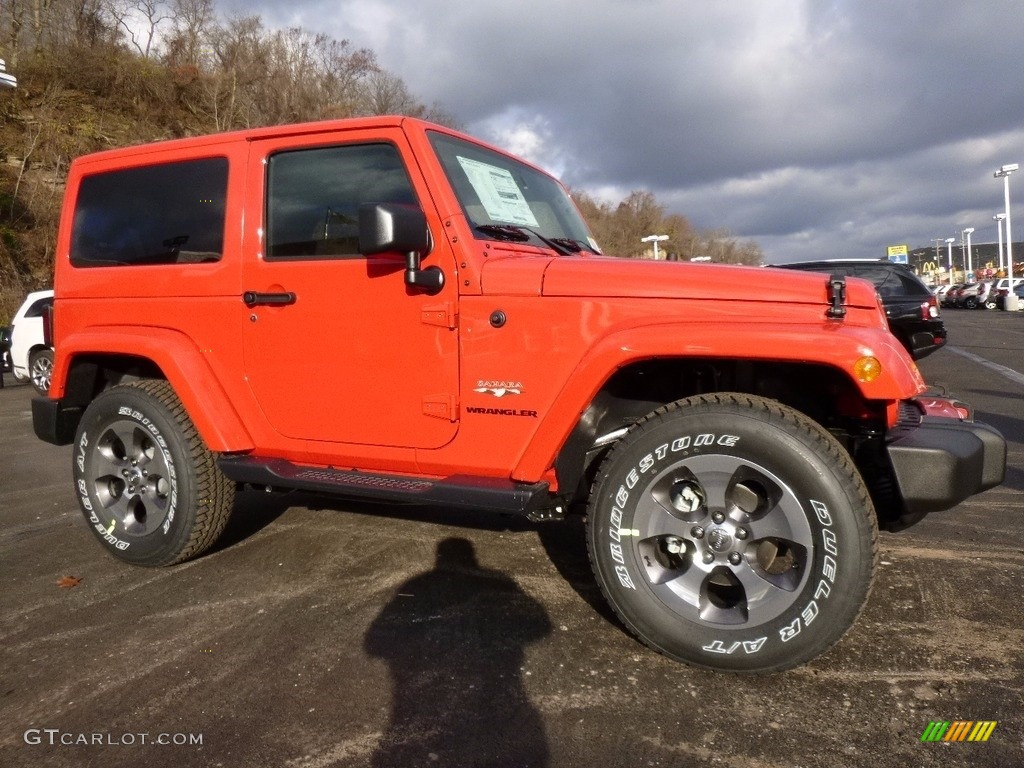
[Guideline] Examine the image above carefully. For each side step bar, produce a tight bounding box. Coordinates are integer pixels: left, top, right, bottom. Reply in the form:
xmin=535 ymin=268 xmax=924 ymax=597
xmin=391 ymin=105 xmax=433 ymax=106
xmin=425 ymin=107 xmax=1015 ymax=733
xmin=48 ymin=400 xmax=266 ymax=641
xmin=217 ymin=456 xmax=553 ymax=516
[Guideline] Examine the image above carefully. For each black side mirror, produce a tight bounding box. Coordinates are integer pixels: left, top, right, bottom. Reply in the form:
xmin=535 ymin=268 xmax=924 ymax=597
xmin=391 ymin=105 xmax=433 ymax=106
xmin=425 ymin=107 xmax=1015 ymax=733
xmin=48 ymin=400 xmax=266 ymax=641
xmin=358 ymin=203 xmax=443 ymax=294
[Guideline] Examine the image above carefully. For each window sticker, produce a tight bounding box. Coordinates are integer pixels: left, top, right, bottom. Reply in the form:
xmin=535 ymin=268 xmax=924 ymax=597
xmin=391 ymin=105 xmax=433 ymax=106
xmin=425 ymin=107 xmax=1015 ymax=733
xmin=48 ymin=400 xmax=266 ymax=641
xmin=457 ymin=156 xmax=539 ymax=227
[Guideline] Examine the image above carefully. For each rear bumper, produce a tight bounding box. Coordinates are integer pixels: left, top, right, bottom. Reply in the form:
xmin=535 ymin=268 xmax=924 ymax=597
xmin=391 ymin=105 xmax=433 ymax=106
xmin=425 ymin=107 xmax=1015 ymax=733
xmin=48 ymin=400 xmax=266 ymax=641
xmin=32 ymin=396 xmax=81 ymax=446
xmin=886 ymin=416 xmax=1005 ymax=517
xmin=905 ymin=326 xmax=947 ymax=360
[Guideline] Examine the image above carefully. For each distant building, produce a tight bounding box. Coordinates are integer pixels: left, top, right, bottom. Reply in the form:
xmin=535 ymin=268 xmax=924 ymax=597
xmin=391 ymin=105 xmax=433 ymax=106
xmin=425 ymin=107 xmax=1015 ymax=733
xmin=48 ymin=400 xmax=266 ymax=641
xmin=909 ymin=241 xmax=1023 ymax=284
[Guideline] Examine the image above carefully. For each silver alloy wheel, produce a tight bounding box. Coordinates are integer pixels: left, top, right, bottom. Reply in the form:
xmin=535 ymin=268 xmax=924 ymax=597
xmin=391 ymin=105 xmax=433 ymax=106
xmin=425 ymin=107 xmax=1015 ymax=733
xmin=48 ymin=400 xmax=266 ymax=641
xmin=30 ymin=350 xmax=52 ymax=394
xmin=87 ymin=418 xmax=173 ymax=537
xmin=631 ymin=454 xmax=812 ymax=628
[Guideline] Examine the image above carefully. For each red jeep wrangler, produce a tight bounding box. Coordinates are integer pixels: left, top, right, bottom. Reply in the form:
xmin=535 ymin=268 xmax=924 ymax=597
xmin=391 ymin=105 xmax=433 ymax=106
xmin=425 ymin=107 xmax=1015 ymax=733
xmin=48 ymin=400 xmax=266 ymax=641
xmin=34 ymin=117 xmax=1005 ymax=672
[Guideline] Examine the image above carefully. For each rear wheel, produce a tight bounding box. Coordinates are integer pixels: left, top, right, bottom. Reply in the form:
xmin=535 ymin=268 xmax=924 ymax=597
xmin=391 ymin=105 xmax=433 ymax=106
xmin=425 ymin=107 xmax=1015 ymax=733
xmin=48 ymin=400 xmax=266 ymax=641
xmin=72 ymin=380 xmax=235 ymax=566
xmin=586 ymin=393 xmax=877 ymax=672
xmin=29 ymin=349 xmax=53 ymax=395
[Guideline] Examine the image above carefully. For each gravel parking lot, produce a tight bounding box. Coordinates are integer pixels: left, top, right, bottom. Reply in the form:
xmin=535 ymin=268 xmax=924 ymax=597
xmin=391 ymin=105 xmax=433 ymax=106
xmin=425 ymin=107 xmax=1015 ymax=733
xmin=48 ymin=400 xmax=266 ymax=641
xmin=1 ymin=310 xmax=1022 ymax=768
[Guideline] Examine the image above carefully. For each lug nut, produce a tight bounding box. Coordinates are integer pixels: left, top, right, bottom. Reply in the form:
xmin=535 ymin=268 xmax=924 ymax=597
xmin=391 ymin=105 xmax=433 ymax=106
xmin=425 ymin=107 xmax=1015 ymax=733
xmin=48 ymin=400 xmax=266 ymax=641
xmin=712 ymin=511 xmax=725 ymax=525
xmin=736 ymin=527 xmax=749 ymax=540
xmin=702 ymin=552 xmax=715 ymax=565
xmin=729 ymin=552 xmax=742 ymax=566
xmin=690 ymin=526 xmax=705 ymax=539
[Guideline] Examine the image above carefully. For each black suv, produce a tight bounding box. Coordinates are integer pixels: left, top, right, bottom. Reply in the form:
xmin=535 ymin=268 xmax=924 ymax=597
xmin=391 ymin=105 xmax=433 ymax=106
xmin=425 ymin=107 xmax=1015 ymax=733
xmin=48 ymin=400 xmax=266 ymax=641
xmin=1 ymin=325 xmax=11 ymax=385
xmin=775 ymin=259 xmax=947 ymax=360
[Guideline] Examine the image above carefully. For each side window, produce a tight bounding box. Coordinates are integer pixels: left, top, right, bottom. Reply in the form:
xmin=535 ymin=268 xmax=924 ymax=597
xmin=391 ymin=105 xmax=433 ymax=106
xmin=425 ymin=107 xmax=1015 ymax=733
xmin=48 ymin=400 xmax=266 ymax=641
xmin=25 ymin=297 xmax=53 ymax=318
xmin=854 ymin=266 xmax=923 ymax=298
xmin=266 ymin=143 xmax=416 ymax=260
xmin=853 ymin=266 xmax=899 ymax=296
xmin=70 ymin=157 xmax=228 ymax=267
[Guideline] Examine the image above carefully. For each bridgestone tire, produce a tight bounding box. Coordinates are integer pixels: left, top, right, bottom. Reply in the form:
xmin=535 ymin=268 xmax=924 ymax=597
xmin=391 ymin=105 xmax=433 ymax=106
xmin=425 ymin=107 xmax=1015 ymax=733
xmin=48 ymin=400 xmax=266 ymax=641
xmin=586 ymin=393 xmax=878 ymax=673
xmin=72 ymin=380 xmax=236 ymax=567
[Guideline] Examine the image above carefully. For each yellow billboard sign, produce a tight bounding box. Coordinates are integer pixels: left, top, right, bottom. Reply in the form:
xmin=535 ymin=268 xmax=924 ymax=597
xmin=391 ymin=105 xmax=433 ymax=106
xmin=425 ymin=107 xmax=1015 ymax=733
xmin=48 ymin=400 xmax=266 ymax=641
xmin=887 ymin=244 xmax=909 ymax=263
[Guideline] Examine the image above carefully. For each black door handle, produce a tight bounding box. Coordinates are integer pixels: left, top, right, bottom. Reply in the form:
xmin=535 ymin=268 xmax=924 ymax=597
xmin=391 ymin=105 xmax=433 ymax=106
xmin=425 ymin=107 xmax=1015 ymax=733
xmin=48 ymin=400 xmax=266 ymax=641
xmin=243 ymin=291 xmax=296 ymax=307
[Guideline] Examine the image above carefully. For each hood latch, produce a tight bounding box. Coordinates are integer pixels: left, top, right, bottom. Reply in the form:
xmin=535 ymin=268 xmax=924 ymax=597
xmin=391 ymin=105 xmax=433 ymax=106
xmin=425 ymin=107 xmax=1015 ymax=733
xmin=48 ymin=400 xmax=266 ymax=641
xmin=827 ymin=273 xmax=847 ymax=319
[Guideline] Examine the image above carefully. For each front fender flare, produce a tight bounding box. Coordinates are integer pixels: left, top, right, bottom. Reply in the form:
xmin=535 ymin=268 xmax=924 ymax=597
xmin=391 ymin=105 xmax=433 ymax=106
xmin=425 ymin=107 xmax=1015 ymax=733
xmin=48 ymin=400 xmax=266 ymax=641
xmin=512 ymin=321 xmax=924 ymax=483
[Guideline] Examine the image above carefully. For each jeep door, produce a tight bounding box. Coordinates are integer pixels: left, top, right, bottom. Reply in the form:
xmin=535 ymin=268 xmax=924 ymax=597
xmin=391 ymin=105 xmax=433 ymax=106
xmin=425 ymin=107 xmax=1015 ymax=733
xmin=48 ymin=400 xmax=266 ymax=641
xmin=241 ymin=129 xmax=459 ymax=449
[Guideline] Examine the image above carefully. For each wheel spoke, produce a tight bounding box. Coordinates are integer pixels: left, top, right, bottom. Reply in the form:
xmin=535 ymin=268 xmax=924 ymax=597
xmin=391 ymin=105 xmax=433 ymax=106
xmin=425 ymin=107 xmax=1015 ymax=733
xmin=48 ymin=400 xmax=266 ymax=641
xmin=102 ymin=492 xmax=132 ymax=525
xmin=634 ymin=492 xmax=691 ymax=539
xmin=650 ymin=566 xmax=706 ymax=618
xmin=746 ymin=493 xmax=812 ymax=544
xmin=91 ymin=451 xmax=127 ymax=484
xmin=732 ymin=560 xmax=798 ymax=626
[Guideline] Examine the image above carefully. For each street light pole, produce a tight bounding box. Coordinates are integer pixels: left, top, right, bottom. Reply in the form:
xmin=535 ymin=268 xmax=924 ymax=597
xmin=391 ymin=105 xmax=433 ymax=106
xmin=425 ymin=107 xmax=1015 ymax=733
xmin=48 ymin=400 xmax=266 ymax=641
xmin=962 ymin=227 xmax=974 ymax=277
xmin=995 ymin=163 xmax=1018 ymax=282
xmin=945 ymin=238 xmax=956 ymax=276
xmin=994 ymin=214 xmax=1006 ymax=273
xmin=640 ymin=234 xmax=669 ymax=260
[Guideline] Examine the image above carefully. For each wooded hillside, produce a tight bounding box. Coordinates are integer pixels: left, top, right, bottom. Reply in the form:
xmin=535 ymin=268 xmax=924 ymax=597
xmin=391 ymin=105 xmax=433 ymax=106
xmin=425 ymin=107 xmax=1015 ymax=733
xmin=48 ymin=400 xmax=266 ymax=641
xmin=0 ymin=0 xmax=761 ymax=323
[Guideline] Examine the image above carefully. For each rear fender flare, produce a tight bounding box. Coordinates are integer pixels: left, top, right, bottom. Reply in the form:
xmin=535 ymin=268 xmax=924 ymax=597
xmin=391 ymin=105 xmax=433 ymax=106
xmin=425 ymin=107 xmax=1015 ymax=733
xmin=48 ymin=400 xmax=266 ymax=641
xmin=53 ymin=326 xmax=253 ymax=452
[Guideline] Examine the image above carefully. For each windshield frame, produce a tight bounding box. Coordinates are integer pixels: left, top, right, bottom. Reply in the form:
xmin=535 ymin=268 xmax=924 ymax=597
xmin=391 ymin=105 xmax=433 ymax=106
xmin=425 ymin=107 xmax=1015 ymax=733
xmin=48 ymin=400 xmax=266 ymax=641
xmin=427 ymin=130 xmax=600 ymax=254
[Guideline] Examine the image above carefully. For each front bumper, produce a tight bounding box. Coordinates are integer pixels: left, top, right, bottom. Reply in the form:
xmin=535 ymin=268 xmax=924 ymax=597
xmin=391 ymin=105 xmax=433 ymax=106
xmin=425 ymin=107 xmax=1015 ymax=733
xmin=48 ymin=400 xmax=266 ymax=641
xmin=886 ymin=402 xmax=1005 ymax=518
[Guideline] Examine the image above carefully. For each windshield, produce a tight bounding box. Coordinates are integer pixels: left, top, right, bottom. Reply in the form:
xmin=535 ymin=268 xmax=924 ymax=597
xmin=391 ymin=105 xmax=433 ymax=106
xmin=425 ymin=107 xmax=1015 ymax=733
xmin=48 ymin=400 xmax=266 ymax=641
xmin=428 ymin=131 xmax=600 ymax=254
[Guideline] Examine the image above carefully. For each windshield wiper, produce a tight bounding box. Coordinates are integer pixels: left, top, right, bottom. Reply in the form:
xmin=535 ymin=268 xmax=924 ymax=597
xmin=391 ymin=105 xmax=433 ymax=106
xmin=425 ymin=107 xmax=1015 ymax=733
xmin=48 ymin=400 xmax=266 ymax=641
xmin=549 ymin=237 xmax=599 ymax=254
xmin=475 ymin=224 xmax=575 ymax=256
xmin=476 ymin=224 xmax=531 ymax=242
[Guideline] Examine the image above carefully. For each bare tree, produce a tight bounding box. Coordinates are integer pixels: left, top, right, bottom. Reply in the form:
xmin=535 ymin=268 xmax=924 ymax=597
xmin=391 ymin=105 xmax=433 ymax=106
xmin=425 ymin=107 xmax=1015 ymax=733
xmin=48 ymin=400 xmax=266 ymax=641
xmin=164 ymin=0 xmax=213 ymax=69
xmin=110 ymin=0 xmax=171 ymax=57
xmin=359 ymin=70 xmax=420 ymax=115
xmin=4 ymin=0 xmax=26 ymax=64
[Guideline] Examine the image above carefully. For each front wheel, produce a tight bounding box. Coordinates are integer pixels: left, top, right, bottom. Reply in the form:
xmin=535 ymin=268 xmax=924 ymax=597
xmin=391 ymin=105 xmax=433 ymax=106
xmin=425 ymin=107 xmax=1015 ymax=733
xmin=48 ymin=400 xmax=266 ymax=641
xmin=72 ymin=380 xmax=236 ymax=566
xmin=586 ymin=393 xmax=877 ymax=673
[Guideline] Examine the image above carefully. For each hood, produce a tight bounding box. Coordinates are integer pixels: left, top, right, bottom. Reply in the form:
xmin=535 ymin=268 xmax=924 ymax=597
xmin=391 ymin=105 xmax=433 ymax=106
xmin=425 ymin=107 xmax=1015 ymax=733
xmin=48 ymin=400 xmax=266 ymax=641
xmin=480 ymin=254 xmax=879 ymax=308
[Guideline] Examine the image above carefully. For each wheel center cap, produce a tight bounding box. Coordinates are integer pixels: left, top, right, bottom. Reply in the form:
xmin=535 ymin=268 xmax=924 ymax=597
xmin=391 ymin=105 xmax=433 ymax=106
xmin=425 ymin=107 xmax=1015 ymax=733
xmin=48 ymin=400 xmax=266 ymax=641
xmin=127 ymin=467 xmax=145 ymax=486
xmin=707 ymin=528 xmax=733 ymax=553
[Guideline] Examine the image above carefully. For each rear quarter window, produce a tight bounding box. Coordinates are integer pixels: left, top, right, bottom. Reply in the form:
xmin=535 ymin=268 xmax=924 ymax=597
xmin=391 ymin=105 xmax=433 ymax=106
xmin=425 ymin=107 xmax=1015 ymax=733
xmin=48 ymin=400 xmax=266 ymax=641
xmin=70 ymin=157 xmax=228 ymax=267
xmin=24 ymin=297 xmax=53 ymax=318
xmin=852 ymin=266 xmax=928 ymax=298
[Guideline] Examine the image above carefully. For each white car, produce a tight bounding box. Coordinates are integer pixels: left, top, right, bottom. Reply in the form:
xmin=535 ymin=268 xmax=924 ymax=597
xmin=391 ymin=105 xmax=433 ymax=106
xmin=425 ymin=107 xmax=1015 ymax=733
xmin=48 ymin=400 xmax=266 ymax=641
xmin=991 ymin=276 xmax=1024 ymax=293
xmin=10 ymin=289 xmax=54 ymax=394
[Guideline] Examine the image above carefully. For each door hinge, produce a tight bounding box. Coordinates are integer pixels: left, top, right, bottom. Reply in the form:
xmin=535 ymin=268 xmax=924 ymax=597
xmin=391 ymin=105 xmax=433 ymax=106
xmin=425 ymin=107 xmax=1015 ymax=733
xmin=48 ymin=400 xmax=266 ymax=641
xmin=423 ymin=394 xmax=458 ymax=421
xmin=421 ymin=302 xmax=457 ymax=329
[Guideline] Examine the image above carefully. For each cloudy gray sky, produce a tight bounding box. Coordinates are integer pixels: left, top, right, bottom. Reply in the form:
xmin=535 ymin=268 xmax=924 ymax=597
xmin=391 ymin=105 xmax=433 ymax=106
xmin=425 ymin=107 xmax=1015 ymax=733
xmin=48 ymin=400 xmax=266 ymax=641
xmin=220 ymin=0 xmax=1024 ymax=264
